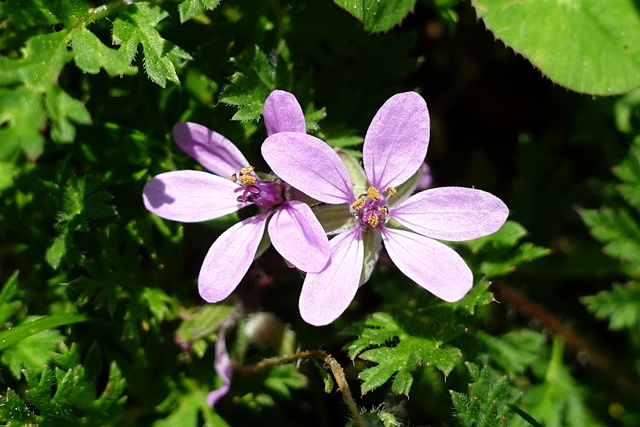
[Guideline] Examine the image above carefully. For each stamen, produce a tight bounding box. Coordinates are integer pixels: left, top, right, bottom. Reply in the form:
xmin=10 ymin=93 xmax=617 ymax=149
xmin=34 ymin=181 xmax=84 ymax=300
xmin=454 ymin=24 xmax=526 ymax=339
xmin=386 ymin=187 xmax=397 ymax=196
xmin=239 ymin=175 xmax=257 ymax=186
xmin=351 ymin=199 xmax=365 ymax=210
xmin=367 ymin=214 xmax=379 ymax=228
xmin=230 ymin=174 xmax=237 ymax=183
xmin=380 ymin=206 xmax=388 ymax=216
xmin=240 ymin=166 xmax=255 ymax=174
xmin=367 ymin=186 xmax=380 ymax=200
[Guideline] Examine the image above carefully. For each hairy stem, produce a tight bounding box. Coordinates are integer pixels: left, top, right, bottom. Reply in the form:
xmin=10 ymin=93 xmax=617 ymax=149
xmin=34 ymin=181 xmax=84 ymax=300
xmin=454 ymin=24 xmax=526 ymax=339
xmin=237 ymin=350 xmax=365 ymax=427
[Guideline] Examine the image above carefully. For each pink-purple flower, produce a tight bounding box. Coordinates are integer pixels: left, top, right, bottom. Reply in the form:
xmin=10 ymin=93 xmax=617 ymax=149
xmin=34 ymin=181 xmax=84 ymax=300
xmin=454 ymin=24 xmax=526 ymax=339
xmin=143 ymin=90 xmax=330 ymax=303
xmin=262 ymin=92 xmax=509 ymax=326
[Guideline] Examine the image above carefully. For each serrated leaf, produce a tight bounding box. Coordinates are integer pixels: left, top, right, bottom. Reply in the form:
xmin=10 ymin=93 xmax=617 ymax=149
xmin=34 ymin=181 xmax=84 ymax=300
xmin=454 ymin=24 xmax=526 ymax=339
xmin=112 ymin=3 xmax=192 ymax=88
xmin=1 ymin=327 xmax=63 ymax=378
xmin=450 ymin=362 xmax=520 ymax=427
xmin=344 ymin=312 xmax=463 ymax=395
xmin=477 ymin=329 xmax=546 ymax=377
xmin=471 ymin=0 xmax=640 ymax=95
xmin=45 ymin=85 xmax=92 ymax=143
xmin=0 ymin=388 xmax=39 ymax=424
xmin=333 ymin=0 xmax=417 ymax=33
xmin=580 ymin=207 xmax=640 ymax=271
xmin=582 ymin=282 xmax=640 ymax=330
xmin=0 ymin=86 xmax=47 ymax=160
xmin=71 ymin=27 xmax=138 ymax=76
xmin=0 ymin=0 xmax=89 ymax=29
xmin=219 ymin=42 xmax=293 ymax=121
xmin=178 ymin=0 xmax=221 ymax=23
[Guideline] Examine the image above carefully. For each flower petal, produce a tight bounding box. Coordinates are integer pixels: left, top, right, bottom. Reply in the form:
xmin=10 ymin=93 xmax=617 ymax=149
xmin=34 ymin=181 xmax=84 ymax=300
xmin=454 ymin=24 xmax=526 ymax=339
xmin=262 ymin=132 xmax=354 ymax=204
xmin=207 ymin=316 xmax=234 ymax=406
xmin=381 ymin=228 xmax=472 ymax=302
xmin=199 ymin=214 xmax=269 ymax=302
xmin=173 ymin=122 xmax=249 ymax=177
xmin=363 ymin=92 xmax=430 ymax=190
xmin=391 ymin=187 xmax=509 ymax=241
xmin=263 ymin=90 xmax=307 ymax=136
xmin=299 ymin=228 xmax=364 ymax=326
xmin=268 ymin=201 xmax=330 ymax=272
xmin=143 ymin=170 xmax=244 ymax=222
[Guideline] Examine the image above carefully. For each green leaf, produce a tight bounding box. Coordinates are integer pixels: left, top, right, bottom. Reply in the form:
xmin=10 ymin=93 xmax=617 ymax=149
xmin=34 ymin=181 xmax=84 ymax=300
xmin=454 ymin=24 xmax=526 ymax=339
xmin=344 ymin=312 xmax=463 ymax=395
xmin=0 ymin=389 xmax=39 ymax=424
xmin=582 ymin=282 xmax=640 ymax=330
xmin=477 ymin=329 xmax=546 ymax=377
xmin=471 ymin=0 xmax=640 ymax=95
xmin=219 ymin=42 xmax=293 ymax=121
xmin=512 ymin=337 xmax=598 ymax=427
xmin=580 ymin=207 xmax=640 ymax=274
xmin=1 ymin=327 xmax=63 ymax=378
xmin=0 ymin=0 xmax=89 ymax=30
xmin=0 ymin=314 xmax=89 ymax=351
xmin=467 ymin=221 xmax=550 ymax=277
xmin=71 ymin=27 xmax=138 ymax=76
xmin=450 ymin=363 xmax=520 ymax=427
xmin=332 ymin=0 xmax=417 ymax=33
xmin=0 ymin=271 xmax=22 ymax=325
xmin=178 ymin=0 xmax=222 ymax=23
xmin=112 ymin=3 xmax=192 ymax=88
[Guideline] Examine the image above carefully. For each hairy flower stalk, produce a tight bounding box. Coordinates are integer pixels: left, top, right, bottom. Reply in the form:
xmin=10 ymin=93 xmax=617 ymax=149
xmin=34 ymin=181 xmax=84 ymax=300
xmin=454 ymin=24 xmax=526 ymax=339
xmin=143 ymin=91 xmax=330 ymax=303
xmin=262 ymin=92 xmax=509 ymax=326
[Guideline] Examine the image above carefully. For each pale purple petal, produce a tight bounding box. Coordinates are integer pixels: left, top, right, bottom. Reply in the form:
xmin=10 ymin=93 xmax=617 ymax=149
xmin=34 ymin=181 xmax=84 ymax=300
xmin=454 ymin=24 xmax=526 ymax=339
xmin=363 ymin=92 xmax=430 ymax=190
xmin=262 ymin=132 xmax=354 ymax=204
xmin=143 ymin=170 xmax=244 ymax=222
xmin=299 ymin=228 xmax=364 ymax=326
xmin=417 ymin=162 xmax=433 ymax=190
xmin=263 ymin=90 xmax=306 ymax=136
xmin=391 ymin=187 xmax=509 ymax=241
xmin=268 ymin=201 xmax=330 ymax=272
xmin=381 ymin=228 xmax=473 ymax=302
xmin=199 ymin=214 xmax=269 ymax=302
xmin=173 ymin=122 xmax=249 ymax=177
xmin=207 ymin=317 xmax=233 ymax=406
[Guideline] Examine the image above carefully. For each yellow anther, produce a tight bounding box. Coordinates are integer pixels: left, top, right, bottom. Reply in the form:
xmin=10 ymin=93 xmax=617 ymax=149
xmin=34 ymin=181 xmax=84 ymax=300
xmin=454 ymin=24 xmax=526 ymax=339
xmin=239 ymin=175 xmax=257 ymax=186
xmin=351 ymin=198 xmax=365 ymax=210
xmin=230 ymin=174 xmax=237 ymax=183
xmin=380 ymin=206 xmax=388 ymax=216
xmin=367 ymin=215 xmax=379 ymax=228
xmin=240 ymin=166 xmax=255 ymax=174
xmin=367 ymin=186 xmax=380 ymax=200
xmin=386 ymin=187 xmax=397 ymax=196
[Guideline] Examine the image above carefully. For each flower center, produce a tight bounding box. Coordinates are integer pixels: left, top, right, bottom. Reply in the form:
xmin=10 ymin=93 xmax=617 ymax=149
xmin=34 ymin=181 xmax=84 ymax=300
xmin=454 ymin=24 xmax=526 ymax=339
xmin=230 ymin=165 xmax=285 ymax=209
xmin=350 ymin=186 xmax=396 ymax=229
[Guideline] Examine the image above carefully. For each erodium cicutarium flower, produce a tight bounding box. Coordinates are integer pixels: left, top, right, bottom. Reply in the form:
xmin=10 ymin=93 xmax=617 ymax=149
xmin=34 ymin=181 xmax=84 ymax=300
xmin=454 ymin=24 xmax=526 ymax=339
xmin=262 ymin=92 xmax=509 ymax=326
xmin=143 ymin=90 xmax=330 ymax=303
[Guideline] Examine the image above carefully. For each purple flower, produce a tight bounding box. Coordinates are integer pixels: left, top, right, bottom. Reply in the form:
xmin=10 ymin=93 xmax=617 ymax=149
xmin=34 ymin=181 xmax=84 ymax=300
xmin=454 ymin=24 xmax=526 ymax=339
xmin=262 ymin=92 xmax=509 ymax=326
xmin=207 ymin=315 xmax=234 ymax=406
xmin=143 ymin=90 xmax=330 ymax=303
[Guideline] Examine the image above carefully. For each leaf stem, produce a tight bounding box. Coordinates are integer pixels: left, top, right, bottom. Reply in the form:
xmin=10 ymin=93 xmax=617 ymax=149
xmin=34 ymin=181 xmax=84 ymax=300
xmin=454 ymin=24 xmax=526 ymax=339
xmin=236 ymin=350 xmax=365 ymax=427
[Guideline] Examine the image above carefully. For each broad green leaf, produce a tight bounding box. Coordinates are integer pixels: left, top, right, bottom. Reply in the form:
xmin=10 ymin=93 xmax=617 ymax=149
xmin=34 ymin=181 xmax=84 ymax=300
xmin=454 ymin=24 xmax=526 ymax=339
xmin=45 ymin=85 xmax=92 ymax=143
xmin=333 ymin=0 xmax=417 ymax=33
xmin=178 ymin=0 xmax=222 ymax=23
xmin=582 ymin=282 xmax=640 ymax=330
xmin=450 ymin=363 xmax=520 ymax=427
xmin=112 ymin=3 xmax=192 ymax=88
xmin=471 ymin=0 xmax=640 ymax=95
xmin=0 ymin=389 xmax=38 ymax=424
xmin=71 ymin=27 xmax=138 ymax=76
xmin=0 ymin=0 xmax=89 ymax=30
xmin=344 ymin=312 xmax=463 ymax=395
xmin=0 ymin=314 xmax=89 ymax=351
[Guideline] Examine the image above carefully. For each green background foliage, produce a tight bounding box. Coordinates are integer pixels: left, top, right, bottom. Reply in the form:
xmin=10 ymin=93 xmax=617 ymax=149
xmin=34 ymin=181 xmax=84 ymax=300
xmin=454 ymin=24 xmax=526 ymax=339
xmin=1 ymin=0 xmax=640 ymax=425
